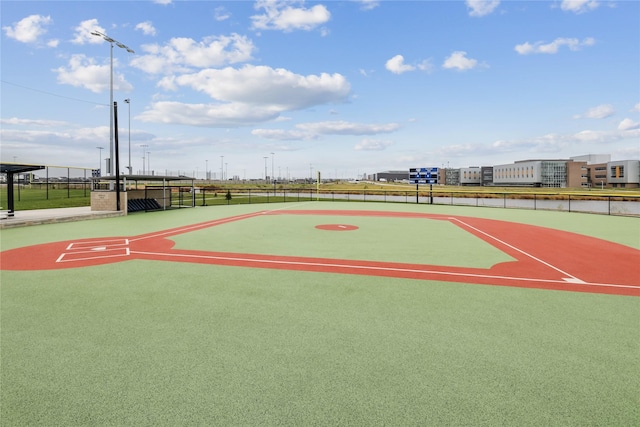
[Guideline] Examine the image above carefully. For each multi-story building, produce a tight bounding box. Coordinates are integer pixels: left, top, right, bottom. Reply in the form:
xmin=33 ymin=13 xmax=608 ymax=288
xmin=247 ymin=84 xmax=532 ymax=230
xmin=481 ymin=167 xmax=493 ymax=186
xmin=493 ymin=160 xmax=569 ymax=187
xmin=372 ymin=154 xmax=638 ymax=188
xmin=583 ymin=163 xmax=608 ymax=188
xmin=444 ymin=168 xmax=459 ymax=185
xmin=459 ymin=167 xmax=482 ymax=185
xmin=608 ymin=160 xmax=640 ymax=188
xmin=370 ymin=170 xmax=410 ymax=182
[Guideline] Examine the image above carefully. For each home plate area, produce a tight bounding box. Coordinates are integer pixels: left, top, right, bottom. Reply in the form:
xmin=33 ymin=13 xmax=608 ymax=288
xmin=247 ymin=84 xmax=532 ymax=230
xmin=57 ymin=238 xmax=130 ymax=263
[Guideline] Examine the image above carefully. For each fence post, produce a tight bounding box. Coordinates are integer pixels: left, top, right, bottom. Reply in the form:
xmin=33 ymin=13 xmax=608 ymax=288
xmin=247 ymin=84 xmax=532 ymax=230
xmin=568 ymin=194 xmax=571 ymax=212
xmin=534 ymin=194 xmax=536 ymax=210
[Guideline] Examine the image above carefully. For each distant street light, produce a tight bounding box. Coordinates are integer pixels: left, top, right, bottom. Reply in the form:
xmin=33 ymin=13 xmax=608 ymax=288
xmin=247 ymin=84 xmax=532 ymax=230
xmin=220 ymin=155 xmax=224 ymax=181
xmin=96 ymin=146 xmax=104 ymax=176
xmin=147 ymin=151 xmax=151 ymax=175
xmin=124 ymin=98 xmax=131 ymax=175
xmin=90 ymin=30 xmax=134 ymax=176
xmin=270 ymin=152 xmax=275 ymax=194
xmin=205 ymin=159 xmax=208 ymax=180
xmin=264 ymin=156 xmax=269 ymax=182
xmin=140 ymin=144 xmax=148 ymax=174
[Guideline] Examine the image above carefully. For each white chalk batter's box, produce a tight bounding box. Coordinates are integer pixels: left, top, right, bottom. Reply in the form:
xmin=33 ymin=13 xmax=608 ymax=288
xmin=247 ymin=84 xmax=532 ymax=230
xmin=56 ymin=239 xmax=130 ymax=263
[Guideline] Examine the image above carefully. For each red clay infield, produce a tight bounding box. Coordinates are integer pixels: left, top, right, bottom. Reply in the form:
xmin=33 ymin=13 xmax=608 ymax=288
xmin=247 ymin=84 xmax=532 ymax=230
xmin=1 ymin=209 xmax=638 ymax=296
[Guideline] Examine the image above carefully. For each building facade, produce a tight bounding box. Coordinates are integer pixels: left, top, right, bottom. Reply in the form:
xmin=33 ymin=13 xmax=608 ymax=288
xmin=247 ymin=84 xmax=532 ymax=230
xmin=608 ymin=160 xmax=640 ymax=188
xmin=370 ymin=155 xmax=638 ymax=188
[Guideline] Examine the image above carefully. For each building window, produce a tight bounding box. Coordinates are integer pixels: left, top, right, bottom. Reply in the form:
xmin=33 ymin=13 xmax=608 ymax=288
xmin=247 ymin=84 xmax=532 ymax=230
xmin=610 ymin=166 xmax=624 ymax=178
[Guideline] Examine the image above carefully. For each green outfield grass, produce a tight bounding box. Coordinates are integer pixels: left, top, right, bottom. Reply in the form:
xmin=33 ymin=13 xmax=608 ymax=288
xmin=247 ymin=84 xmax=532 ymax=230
xmin=1 ymin=202 xmax=639 ymax=425
xmin=171 ymin=213 xmax=514 ymax=267
xmin=0 ymin=187 xmax=91 ymax=210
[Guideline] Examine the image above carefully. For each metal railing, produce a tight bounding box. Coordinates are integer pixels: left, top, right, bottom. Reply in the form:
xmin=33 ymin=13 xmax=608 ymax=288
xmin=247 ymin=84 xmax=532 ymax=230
xmin=159 ymin=186 xmax=640 ymax=217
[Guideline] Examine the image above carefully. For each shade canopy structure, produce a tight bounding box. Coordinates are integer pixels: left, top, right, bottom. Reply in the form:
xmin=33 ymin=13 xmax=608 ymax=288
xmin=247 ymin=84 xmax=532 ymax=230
xmin=1 ymin=163 xmax=46 ymax=217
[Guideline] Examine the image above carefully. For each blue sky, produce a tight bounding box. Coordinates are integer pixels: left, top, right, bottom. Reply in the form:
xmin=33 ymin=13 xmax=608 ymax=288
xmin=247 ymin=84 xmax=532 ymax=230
xmin=1 ymin=0 xmax=639 ymax=180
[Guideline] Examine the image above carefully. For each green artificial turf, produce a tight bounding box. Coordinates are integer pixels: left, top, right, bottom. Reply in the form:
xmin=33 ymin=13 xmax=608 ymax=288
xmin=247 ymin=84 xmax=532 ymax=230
xmin=1 ymin=202 xmax=639 ymax=425
xmin=170 ymin=213 xmax=514 ymax=268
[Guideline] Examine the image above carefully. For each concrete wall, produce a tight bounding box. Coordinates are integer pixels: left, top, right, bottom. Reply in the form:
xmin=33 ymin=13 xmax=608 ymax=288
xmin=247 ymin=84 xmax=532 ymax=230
xmin=91 ymin=191 xmax=128 ymax=212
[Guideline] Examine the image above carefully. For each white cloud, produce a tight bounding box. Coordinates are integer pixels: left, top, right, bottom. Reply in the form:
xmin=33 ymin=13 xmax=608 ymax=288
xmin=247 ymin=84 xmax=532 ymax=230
xmin=2 ymin=14 xmax=52 ymax=44
xmin=357 ymin=1 xmax=380 ymax=11
xmin=442 ymin=51 xmax=481 ymax=71
xmin=131 ymin=34 xmax=255 ymax=74
xmin=296 ymin=121 xmax=399 ymax=135
xmin=385 ymin=55 xmax=415 ymax=74
xmin=214 ymin=6 xmax=231 ymax=21
xmin=153 ymin=0 xmax=172 ymax=4
xmin=560 ymin=0 xmax=599 ymax=14
xmin=438 ymin=123 xmax=639 ymax=159
xmin=354 ymin=138 xmax=394 ymax=151
xmin=71 ymin=19 xmax=106 ymax=45
xmin=135 ymin=21 xmax=157 ymax=36
xmin=573 ymin=104 xmax=615 ymax=119
xmin=465 ymin=0 xmax=500 ymax=17
xmin=137 ymin=101 xmax=281 ymax=127
xmin=253 ymin=120 xmax=400 ymax=141
xmin=515 ymin=37 xmax=595 ymax=55
xmin=54 ymin=54 xmax=133 ymax=93
xmin=251 ymin=128 xmax=316 ymax=140
xmin=417 ymin=59 xmax=434 ymax=73
xmin=1 ymin=118 xmax=71 ymax=127
xmin=139 ymin=66 xmax=350 ymax=127
xmin=251 ymin=0 xmax=331 ymax=32
xmin=167 ymin=65 xmax=350 ymax=110
xmin=618 ymin=118 xmax=639 ymax=131
xmin=631 ymin=103 xmax=640 ymax=113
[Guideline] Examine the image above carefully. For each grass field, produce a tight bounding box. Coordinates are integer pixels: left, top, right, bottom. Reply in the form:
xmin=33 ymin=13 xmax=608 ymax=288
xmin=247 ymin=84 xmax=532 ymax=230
xmin=1 ymin=202 xmax=639 ymax=425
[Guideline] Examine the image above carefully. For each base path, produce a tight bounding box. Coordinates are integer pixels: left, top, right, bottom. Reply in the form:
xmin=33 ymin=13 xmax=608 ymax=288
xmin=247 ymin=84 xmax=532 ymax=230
xmin=1 ymin=210 xmax=638 ymax=296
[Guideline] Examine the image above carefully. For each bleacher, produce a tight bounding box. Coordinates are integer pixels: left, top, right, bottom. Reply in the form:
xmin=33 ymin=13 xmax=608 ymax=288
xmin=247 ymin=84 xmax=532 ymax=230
xmin=127 ymin=198 xmax=162 ymax=213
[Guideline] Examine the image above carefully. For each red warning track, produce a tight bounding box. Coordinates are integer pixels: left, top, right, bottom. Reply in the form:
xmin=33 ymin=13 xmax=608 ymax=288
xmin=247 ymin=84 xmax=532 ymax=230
xmin=1 ymin=210 xmax=638 ymax=296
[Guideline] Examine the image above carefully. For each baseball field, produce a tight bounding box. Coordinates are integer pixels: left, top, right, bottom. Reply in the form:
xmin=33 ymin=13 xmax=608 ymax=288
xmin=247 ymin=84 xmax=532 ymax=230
xmin=1 ymin=201 xmax=638 ymax=425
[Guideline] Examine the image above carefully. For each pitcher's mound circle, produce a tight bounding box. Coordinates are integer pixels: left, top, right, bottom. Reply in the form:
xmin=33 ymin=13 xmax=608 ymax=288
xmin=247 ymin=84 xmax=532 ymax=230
xmin=315 ymin=224 xmax=359 ymax=231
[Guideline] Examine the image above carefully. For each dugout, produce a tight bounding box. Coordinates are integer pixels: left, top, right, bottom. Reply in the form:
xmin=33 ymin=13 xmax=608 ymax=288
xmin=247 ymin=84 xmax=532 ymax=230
xmin=0 ymin=162 xmax=46 ymax=218
xmin=91 ymin=174 xmax=195 ymax=213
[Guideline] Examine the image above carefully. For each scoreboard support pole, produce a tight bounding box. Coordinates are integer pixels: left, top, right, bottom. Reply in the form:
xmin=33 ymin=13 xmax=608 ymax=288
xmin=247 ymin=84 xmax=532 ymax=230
xmin=416 ymin=183 xmax=419 ymax=204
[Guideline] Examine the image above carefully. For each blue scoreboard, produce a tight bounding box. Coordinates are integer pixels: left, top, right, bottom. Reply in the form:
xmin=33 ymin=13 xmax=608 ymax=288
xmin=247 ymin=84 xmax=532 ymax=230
xmin=409 ymin=167 xmax=439 ymax=184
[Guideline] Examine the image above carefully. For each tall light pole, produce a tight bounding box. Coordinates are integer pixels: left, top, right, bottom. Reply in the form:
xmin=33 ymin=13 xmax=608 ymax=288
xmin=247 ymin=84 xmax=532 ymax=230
xmin=140 ymin=144 xmax=148 ymax=174
xmin=124 ymin=98 xmax=131 ymax=175
xmin=96 ymin=146 xmax=104 ymax=176
xmin=263 ymin=156 xmax=269 ymax=182
xmin=91 ymin=30 xmax=134 ymax=176
xmin=270 ymin=152 xmax=275 ymax=194
xmin=205 ymin=159 xmax=208 ymax=180
xmin=147 ymin=151 xmax=151 ymax=175
xmin=220 ymin=155 xmax=224 ymax=181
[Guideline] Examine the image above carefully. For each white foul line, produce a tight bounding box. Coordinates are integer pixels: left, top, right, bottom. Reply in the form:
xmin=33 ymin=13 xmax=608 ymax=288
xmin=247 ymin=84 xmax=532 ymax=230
xmin=130 ymin=250 xmax=639 ymax=290
xmin=448 ymin=217 xmax=584 ymax=283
